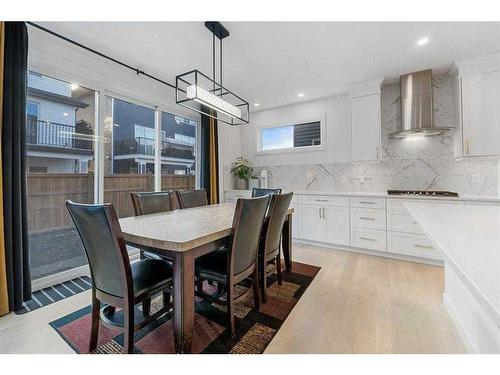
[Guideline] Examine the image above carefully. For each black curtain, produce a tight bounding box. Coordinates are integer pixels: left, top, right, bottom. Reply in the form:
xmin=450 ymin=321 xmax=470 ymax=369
xmin=2 ymin=22 xmax=30 ymax=310
xmin=199 ymin=105 xmax=219 ymax=204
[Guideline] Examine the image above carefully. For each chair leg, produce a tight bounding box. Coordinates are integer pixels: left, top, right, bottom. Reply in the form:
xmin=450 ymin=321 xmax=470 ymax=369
xmin=261 ymin=262 xmax=268 ymax=304
xmin=196 ymin=279 xmax=204 ymax=292
xmin=163 ymin=291 xmax=171 ymax=309
xmin=123 ymin=302 xmax=135 ymax=354
xmin=227 ymin=283 xmax=235 ymax=337
xmin=142 ymin=298 xmax=151 ymax=317
xmin=89 ymin=288 xmax=100 ymax=352
xmin=252 ymin=268 xmax=260 ymax=311
xmin=217 ymin=283 xmax=225 ymax=296
xmin=276 ymin=253 xmax=283 ymax=286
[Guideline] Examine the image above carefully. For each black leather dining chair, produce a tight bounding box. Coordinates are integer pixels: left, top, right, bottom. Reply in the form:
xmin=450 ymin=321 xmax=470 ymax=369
xmin=258 ymin=192 xmax=293 ymax=303
xmin=176 ymin=189 xmax=209 ymax=209
xmin=251 ymin=187 xmax=282 ymax=198
xmin=130 ymin=191 xmax=173 ymax=261
xmin=131 ymin=191 xmax=173 ymax=216
xmin=66 ymin=201 xmax=173 ymax=354
xmin=194 ymin=195 xmax=270 ymax=337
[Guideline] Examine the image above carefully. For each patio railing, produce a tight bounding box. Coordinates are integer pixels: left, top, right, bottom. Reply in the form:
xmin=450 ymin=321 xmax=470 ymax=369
xmin=27 ymin=119 xmax=93 ymax=151
xmin=114 ymin=137 xmax=195 ymax=160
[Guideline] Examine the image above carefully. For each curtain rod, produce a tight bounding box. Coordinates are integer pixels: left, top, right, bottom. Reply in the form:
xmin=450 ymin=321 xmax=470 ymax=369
xmin=26 ymin=22 xmax=178 ymax=91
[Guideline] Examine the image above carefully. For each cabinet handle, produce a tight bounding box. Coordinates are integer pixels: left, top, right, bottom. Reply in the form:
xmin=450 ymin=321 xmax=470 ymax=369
xmin=359 ymin=236 xmax=376 ymax=242
xmin=359 ymin=216 xmax=375 ymax=220
xmin=465 ymin=139 xmax=469 ymax=155
xmin=413 ymin=244 xmax=434 ymax=249
xmin=315 ymin=199 xmax=329 ymax=202
xmin=359 ymin=201 xmax=375 ymax=204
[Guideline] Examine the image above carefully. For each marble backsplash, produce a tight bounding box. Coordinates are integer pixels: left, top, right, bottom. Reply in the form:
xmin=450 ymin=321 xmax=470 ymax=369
xmin=224 ymin=74 xmax=500 ymax=197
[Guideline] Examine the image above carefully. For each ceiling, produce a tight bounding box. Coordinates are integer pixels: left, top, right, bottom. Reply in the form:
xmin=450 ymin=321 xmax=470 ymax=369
xmin=36 ymin=22 xmax=500 ymax=111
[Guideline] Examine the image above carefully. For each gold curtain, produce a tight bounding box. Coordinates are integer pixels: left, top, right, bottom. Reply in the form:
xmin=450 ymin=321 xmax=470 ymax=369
xmin=0 ymin=21 xmax=9 ymax=316
xmin=208 ymin=116 xmax=219 ymax=204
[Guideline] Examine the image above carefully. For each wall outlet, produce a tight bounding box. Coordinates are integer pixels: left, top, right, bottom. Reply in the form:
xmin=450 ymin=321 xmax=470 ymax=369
xmin=359 ymin=175 xmax=365 ymax=183
xmin=471 ymin=173 xmax=481 ymax=184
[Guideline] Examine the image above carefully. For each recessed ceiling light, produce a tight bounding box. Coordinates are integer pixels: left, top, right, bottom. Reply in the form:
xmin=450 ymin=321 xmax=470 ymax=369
xmin=254 ymin=103 xmax=260 ymax=107
xmin=298 ymin=93 xmax=304 ymax=98
xmin=71 ymin=83 xmax=79 ymax=90
xmin=416 ymin=37 xmax=430 ymax=46
xmin=63 ymin=112 xmax=69 ymax=117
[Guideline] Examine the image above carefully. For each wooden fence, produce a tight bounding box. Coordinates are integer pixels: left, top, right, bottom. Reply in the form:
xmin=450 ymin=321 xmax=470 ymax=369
xmin=27 ymin=173 xmax=195 ymax=233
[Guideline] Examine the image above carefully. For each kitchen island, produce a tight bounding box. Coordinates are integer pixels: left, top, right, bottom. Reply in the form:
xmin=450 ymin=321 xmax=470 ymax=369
xmin=405 ymin=202 xmax=500 ymax=353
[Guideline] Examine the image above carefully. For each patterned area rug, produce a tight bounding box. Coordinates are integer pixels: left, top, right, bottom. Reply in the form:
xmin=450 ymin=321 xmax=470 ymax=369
xmin=49 ymin=261 xmax=320 ymax=354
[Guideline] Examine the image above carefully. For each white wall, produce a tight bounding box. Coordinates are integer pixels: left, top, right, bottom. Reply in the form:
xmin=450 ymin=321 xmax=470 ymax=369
xmin=240 ymin=95 xmax=350 ymax=167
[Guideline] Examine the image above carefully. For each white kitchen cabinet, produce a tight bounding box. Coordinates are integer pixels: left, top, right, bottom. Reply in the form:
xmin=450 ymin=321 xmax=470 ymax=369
xmin=324 ymin=206 xmax=350 ymax=245
xmin=459 ymin=70 xmax=500 ymax=157
xmin=351 ymin=227 xmax=387 ymax=252
xmin=350 ymin=93 xmax=382 ymax=161
xmin=300 ymin=205 xmax=324 ymax=242
xmin=299 ymin=198 xmax=350 ymax=245
xmin=387 ymin=231 xmax=443 ymax=260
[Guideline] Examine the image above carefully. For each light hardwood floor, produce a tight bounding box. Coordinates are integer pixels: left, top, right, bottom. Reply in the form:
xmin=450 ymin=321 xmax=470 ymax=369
xmin=0 ymin=243 xmax=465 ymax=354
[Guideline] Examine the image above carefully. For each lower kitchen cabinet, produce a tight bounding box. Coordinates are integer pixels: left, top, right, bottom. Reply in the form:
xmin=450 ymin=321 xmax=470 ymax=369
xmin=387 ymin=231 xmax=443 ymax=260
xmin=351 ymin=228 xmax=387 ymax=251
xmin=324 ymin=206 xmax=350 ymax=245
xmin=300 ymin=205 xmax=324 ymax=242
xmin=300 ymin=204 xmax=350 ymax=245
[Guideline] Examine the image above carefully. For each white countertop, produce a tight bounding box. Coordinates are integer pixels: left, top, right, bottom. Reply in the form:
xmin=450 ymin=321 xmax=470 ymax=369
xmin=225 ymin=189 xmax=500 ymax=203
xmin=405 ymin=202 xmax=500 ymax=326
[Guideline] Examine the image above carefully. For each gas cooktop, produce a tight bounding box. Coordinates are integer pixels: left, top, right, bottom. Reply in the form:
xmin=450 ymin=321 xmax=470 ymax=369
xmin=387 ymin=190 xmax=459 ymax=197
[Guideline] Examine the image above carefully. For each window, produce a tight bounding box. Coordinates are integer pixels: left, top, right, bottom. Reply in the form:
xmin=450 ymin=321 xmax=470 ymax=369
xmin=260 ymin=120 xmax=322 ymax=152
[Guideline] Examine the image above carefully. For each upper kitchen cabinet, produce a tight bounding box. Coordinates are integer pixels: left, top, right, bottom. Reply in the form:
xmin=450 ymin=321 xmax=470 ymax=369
xmin=455 ymin=53 xmax=500 ymax=158
xmin=348 ymin=78 xmax=384 ymax=161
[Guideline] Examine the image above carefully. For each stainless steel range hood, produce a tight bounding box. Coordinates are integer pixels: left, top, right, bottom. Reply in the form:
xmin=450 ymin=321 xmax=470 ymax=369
xmin=389 ymin=69 xmax=452 ymax=139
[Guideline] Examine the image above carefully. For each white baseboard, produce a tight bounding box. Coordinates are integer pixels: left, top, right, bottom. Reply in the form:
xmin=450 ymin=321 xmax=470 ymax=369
xmin=293 ymin=238 xmax=444 ymax=267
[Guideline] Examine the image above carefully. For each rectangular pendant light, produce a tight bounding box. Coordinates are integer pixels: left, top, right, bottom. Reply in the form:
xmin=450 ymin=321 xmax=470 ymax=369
xmin=186 ymin=85 xmax=242 ymax=119
xmin=176 ymin=69 xmax=249 ymax=126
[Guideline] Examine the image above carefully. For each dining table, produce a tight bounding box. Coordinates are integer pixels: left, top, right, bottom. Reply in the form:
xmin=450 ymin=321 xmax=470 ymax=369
xmin=119 ymin=202 xmax=294 ymax=354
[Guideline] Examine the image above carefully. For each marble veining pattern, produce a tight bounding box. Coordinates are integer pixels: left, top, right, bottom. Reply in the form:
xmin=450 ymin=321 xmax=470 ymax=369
xmin=224 ymin=74 xmax=499 ymax=197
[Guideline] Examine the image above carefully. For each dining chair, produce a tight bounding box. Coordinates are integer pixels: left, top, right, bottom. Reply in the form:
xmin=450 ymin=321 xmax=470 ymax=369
xmin=258 ymin=192 xmax=293 ymax=303
xmin=130 ymin=191 xmax=173 ymax=262
xmin=66 ymin=200 xmax=173 ymax=354
xmin=130 ymin=191 xmax=173 ymax=216
xmin=176 ymin=189 xmax=208 ymax=209
xmin=251 ymin=187 xmax=282 ymax=198
xmin=194 ymin=195 xmax=270 ymax=337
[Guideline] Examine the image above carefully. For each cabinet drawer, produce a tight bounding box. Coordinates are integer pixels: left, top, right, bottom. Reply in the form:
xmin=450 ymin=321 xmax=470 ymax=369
xmin=351 ymin=228 xmax=386 ymax=251
xmin=301 ymin=195 xmax=349 ymax=207
xmin=387 ymin=232 xmax=443 ymax=260
xmin=350 ymin=207 xmax=386 ymax=230
xmin=387 ymin=211 xmax=423 ymax=234
xmin=350 ymin=197 xmax=386 ymax=209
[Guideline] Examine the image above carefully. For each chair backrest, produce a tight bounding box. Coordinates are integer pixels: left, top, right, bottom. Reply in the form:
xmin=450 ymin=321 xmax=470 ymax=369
xmin=251 ymin=187 xmax=282 ymax=198
xmin=176 ymin=189 xmax=208 ymax=209
xmin=263 ymin=192 xmax=293 ymax=256
xmin=229 ymin=196 xmax=270 ymax=277
xmin=131 ymin=191 xmax=173 ymax=216
xmin=66 ymin=201 xmax=131 ymax=299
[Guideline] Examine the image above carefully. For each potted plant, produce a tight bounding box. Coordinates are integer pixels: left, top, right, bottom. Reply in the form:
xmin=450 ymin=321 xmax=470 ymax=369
xmin=230 ymin=157 xmax=254 ymax=190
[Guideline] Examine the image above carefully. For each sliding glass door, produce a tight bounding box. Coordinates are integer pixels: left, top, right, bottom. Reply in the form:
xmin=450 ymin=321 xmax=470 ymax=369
xmin=26 ymin=71 xmax=97 ymax=280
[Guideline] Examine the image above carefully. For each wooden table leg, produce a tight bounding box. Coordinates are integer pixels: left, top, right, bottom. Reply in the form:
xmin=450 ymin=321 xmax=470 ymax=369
xmin=282 ymin=213 xmax=293 ymax=272
xmin=173 ymin=252 xmax=195 ymax=354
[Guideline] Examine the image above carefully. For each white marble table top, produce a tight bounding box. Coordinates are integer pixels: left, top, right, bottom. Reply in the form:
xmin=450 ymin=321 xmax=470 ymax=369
xmin=120 ymin=202 xmax=293 ymax=252
xmin=405 ymin=202 xmax=500 ymax=324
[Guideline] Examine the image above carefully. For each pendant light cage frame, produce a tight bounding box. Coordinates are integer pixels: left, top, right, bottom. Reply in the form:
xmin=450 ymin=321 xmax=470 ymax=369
xmin=176 ymin=69 xmax=249 ymax=126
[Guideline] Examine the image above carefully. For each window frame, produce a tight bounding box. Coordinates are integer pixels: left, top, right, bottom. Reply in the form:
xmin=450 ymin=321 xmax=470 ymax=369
xmin=255 ymin=114 xmax=327 ymax=155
